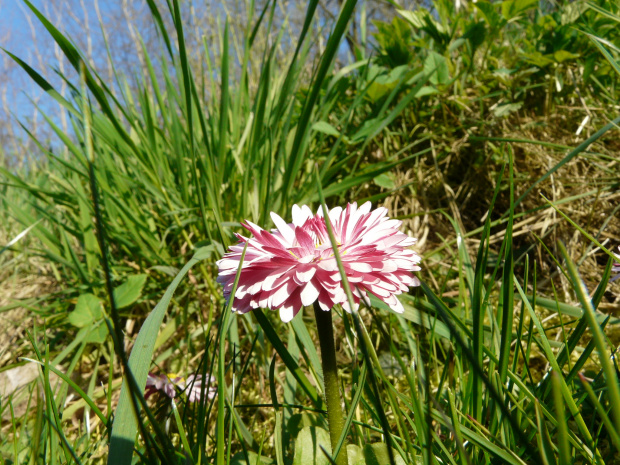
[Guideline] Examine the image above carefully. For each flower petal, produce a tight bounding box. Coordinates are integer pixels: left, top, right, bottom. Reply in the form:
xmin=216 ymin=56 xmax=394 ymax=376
xmin=300 ymin=280 xmax=320 ymax=306
xmin=271 ymin=212 xmax=296 ymax=245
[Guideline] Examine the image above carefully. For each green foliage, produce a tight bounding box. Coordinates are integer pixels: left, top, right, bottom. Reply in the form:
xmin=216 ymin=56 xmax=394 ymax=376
xmin=112 ymin=274 xmax=147 ymax=309
xmin=1 ymin=0 xmax=620 ymax=464
xmin=68 ymin=294 xmax=103 ymax=328
xmin=370 ymin=0 xmax=620 ymax=119
xmin=348 ymin=444 xmax=407 ymax=465
xmin=109 ymin=246 xmax=211 ymax=464
xmin=293 ymin=426 xmax=331 ymax=465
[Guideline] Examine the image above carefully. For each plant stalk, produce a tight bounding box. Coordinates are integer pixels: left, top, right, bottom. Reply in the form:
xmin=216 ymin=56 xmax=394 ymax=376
xmin=313 ymin=302 xmax=348 ymax=465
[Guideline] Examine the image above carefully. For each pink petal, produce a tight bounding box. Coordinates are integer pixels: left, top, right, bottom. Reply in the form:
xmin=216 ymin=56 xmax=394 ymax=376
xmin=279 ymin=290 xmax=303 ymax=322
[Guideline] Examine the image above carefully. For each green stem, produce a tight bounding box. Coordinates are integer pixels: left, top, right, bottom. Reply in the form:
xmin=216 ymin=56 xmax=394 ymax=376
xmin=313 ymin=302 xmax=348 ymax=465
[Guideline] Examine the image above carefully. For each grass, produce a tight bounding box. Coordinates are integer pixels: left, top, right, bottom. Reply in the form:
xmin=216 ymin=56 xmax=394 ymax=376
xmin=1 ymin=0 xmax=620 ymax=464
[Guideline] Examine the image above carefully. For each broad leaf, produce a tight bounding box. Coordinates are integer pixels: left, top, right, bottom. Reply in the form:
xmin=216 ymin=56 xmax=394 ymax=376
xmin=312 ymin=121 xmax=342 ymax=138
xmin=501 ymin=0 xmax=537 ymax=20
xmin=423 ymin=51 xmax=450 ymax=86
xmin=293 ymin=426 xmax=332 ymax=465
xmin=347 ymin=444 xmax=409 ymax=465
xmin=373 ymin=173 xmax=395 ymax=189
xmin=493 ymin=102 xmax=523 ymax=117
xmin=85 ymin=323 xmax=108 ymax=344
xmin=230 ymin=451 xmax=274 ymax=465
xmin=362 ymin=443 xmax=407 ymax=465
xmin=113 ymin=274 xmax=147 ymax=309
xmin=475 ymin=1 xmax=503 ymax=28
xmin=68 ymin=294 xmax=102 ymax=328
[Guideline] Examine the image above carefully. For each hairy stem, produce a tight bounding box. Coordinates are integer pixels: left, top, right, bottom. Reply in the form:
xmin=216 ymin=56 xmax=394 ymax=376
xmin=313 ymin=302 xmax=348 ymax=465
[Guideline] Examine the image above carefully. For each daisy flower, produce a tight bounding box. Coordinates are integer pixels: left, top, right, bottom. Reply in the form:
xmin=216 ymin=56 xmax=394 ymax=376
xmin=217 ymin=202 xmax=421 ymax=322
xmin=145 ymin=373 xmax=180 ymax=400
xmin=145 ymin=373 xmax=216 ymax=402
xmin=185 ymin=374 xmax=216 ymax=403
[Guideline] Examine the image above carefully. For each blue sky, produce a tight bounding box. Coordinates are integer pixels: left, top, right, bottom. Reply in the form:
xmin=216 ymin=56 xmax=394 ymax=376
xmin=0 ymin=0 xmax=384 ymax=162
xmin=1 ymin=0 xmax=161 ymax=155
xmin=2 ymin=1 xmax=49 ymax=123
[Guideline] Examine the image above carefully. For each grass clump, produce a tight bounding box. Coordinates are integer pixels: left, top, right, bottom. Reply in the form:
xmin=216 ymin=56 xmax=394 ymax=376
xmin=1 ymin=0 xmax=620 ymax=464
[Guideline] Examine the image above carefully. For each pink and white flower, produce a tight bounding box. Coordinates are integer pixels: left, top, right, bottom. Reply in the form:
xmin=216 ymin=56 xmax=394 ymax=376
xmin=185 ymin=374 xmax=216 ymax=403
xmin=145 ymin=373 xmax=216 ymax=402
xmin=217 ymin=202 xmax=421 ymax=322
xmin=145 ymin=373 xmax=180 ymax=399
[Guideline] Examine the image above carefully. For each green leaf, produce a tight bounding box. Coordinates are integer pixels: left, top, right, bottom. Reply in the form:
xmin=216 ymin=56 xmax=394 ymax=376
xmin=366 ymin=65 xmax=410 ymax=101
xmin=362 ymin=443 xmax=407 ymax=465
xmin=397 ymin=9 xmax=427 ymax=28
xmin=554 ymin=50 xmax=580 ymax=63
xmin=463 ymin=21 xmax=486 ymax=51
xmin=493 ymin=102 xmax=523 ymax=117
xmin=85 ymin=323 xmax=108 ymax=344
xmin=520 ymin=51 xmax=554 ymax=68
xmin=149 ymin=265 xmax=180 ymax=277
xmin=475 ymin=1 xmax=503 ymax=28
xmin=230 ymin=451 xmax=274 ymax=465
xmin=347 ymin=445 xmax=366 ymax=465
xmin=423 ymin=51 xmax=450 ymax=86
xmin=501 ymin=0 xmax=537 ymax=20
xmin=287 ymin=413 xmax=326 ymax=439
xmin=414 ymin=86 xmax=438 ymax=98
xmin=113 ymin=274 xmax=147 ymax=309
xmin=312 ymin=121 xmax=341 ymax=138
xmin=193 ymin=245 xmax=216 ymax=261
xmin=293 ymin=426 xmax=332 ymax=465
xmin=561 ymin=2 xmax=588 ymax=24
xmin=68 ymin=294 xmax=102 ymax=328
xmin=373 ymin=173 xmax=395 ymax=189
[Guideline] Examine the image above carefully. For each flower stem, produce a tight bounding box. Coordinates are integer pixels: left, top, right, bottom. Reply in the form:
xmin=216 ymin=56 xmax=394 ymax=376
xmin=313 ymin=302 xmax=348 ymax=465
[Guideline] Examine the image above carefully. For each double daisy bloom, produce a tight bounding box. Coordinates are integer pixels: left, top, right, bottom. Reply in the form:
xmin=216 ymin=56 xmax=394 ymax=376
xmin=217 ymin=202 xmax=422 ymax=322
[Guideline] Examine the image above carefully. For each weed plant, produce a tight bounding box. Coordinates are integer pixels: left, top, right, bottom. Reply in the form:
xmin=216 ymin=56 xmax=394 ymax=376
xmin=1 ymin=0 xmax=620 ymax=464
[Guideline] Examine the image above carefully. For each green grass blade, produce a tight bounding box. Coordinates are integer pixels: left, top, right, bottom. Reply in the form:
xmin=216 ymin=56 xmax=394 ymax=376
xmin=551 ymin=372 xmax=571 ymax=464
xmin=171 ymin=398 xmax=195 ymax=464
xmin=21 ymin=358 xmax=108 ymax=428
xmin=558 ymin=242 xmax=620 ymax=435
xmin=498 ymin=148 xmax=514 ymax=385
xmin=253 ymin=309 xmax=322 ymax=408
xmin=108 ymin=247 xmax=212 ymax=465
xmin=514 ymin=278 xmax=602 ymax=462
xmin=577 ymin=373 xmax=620 ymax=452
xmin=217 ymin=242 xmax=248 ymax=465
xmin=282 ymin=0 xmax=358 ymax=204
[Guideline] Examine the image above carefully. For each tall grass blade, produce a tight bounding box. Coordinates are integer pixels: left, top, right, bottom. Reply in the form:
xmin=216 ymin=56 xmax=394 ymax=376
xmin=217 ymin=242 xmax=248 ymax=465
xmin=282 ymin=0 xmax=358 ymax=204
xmin=498 ymin=148 xmax=515 ymax=385
xmin=108 ymin=247 xmax=212 ymax=465
xmin=558 ymin=242 xmax=620 ymax=434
